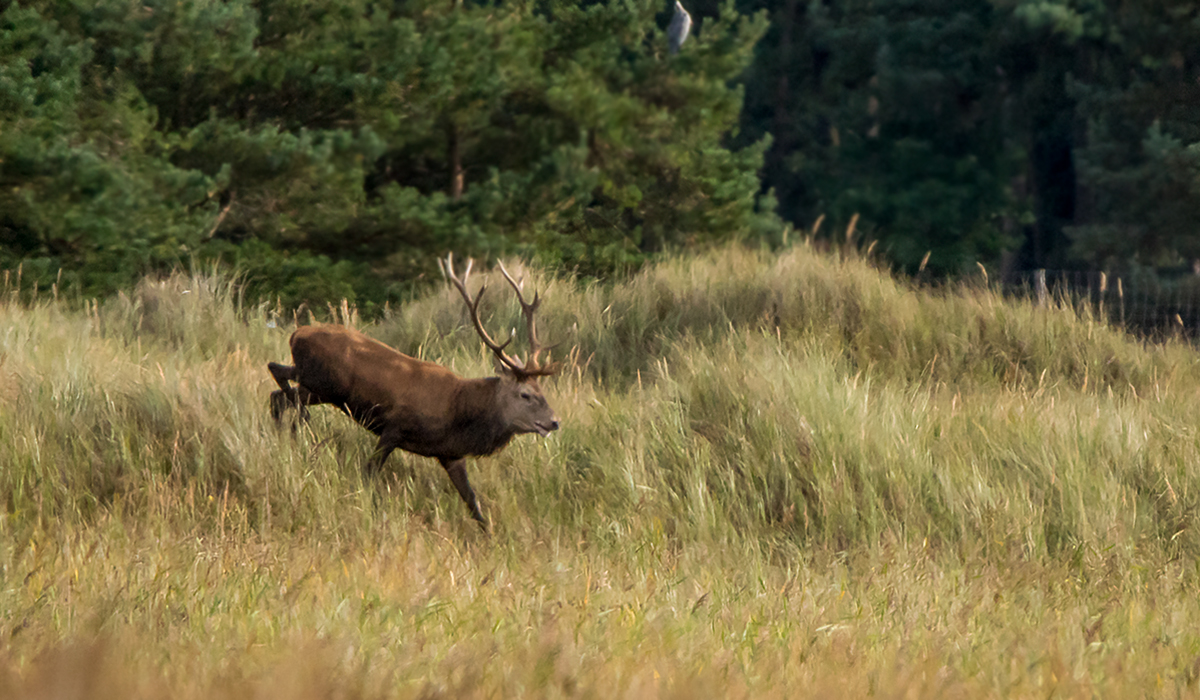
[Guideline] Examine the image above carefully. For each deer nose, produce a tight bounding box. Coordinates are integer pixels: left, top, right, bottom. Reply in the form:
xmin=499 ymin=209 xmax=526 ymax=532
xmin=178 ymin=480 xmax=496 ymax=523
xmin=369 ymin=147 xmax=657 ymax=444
xmin=549 ymin=419 xmax=560 ymax=431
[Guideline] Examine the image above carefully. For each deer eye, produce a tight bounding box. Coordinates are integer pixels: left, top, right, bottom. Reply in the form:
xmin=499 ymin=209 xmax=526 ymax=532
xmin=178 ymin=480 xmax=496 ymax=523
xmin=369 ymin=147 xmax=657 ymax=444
xmin=520 ymin=391 xmax=533 ymax=401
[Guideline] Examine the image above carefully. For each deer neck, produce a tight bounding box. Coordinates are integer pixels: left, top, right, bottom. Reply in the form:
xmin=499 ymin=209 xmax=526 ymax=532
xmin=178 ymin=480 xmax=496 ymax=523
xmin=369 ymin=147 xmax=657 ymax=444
xmin=451 ymin=377 xmax=517 ymax=456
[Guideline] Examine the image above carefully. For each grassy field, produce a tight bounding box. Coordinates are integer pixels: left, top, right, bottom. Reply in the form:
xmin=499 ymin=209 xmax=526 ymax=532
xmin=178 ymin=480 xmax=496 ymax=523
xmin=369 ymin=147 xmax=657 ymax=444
xmin=2 ymin=243 xmax=1200 ymax=698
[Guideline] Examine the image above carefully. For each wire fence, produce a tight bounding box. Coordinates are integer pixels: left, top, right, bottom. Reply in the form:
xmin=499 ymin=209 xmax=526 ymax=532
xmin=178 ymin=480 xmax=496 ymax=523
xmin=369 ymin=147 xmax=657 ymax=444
xmin=1004 ymin=269 xmax=1200 ymax=340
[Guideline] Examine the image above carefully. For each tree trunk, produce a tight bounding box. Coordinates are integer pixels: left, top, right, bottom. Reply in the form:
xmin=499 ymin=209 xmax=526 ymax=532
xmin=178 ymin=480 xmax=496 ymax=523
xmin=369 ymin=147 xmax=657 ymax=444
xmin=448 ymin=121 xmax=463 ymax=200
xmin=774 ymin=0 xmax=798 ymax=149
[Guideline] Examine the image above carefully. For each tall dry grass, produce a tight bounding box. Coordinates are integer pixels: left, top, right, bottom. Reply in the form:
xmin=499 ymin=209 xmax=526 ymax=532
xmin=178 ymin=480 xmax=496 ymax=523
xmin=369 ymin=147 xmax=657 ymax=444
xmin=2 ymin=243 xmax=1199 ymax=698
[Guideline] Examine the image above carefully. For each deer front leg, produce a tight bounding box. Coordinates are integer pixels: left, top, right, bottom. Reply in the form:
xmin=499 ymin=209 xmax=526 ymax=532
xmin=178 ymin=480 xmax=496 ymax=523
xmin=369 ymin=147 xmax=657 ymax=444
xmin=439 ymin=458 xmax=488 ymax=531
xmin=366 ymin=433 xmax=398 ymax=476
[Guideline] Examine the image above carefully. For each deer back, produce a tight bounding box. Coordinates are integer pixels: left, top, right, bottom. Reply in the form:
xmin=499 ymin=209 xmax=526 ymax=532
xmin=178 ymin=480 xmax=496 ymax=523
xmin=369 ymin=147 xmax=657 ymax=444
xmin=289 ymin=325 xmax=462 ymax=419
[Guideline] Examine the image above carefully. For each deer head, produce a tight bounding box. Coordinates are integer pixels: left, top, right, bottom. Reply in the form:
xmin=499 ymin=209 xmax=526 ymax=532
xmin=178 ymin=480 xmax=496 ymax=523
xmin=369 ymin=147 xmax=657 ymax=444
xmin=440 ymin=254 xmax=560 ymax=380
xmin=441 ymin=254 xmax=561 ymax=436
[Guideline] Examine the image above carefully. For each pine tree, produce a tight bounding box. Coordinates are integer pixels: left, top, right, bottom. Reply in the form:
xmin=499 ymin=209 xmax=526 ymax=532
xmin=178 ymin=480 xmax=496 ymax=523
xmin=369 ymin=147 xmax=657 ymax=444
xmin=0 ymin=4 xmax=220 ymax=295
xmin=1 ymin=0 xmax=775 ymax=307
xmin=527 ymin=0 xmax=776 ymax=274
xmin=741 ymin=0 xmax=1023 ymax=275
xmin=1042 ymin=0 xmax=1200 ymax=269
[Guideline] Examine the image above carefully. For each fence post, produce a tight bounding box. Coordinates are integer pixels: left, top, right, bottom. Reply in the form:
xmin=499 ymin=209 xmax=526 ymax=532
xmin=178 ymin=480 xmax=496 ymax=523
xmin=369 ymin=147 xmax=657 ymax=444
xmin=1035 ymin=269 xmax=1047 ymax=307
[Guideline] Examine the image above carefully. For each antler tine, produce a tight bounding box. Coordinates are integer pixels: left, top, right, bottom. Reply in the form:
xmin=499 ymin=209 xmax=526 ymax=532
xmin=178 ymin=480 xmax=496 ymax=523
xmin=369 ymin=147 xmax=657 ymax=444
xmin=441 ymin=253 xmax=523 ymax=371
xmin=497 ymin=260 xmax=551 ymax=370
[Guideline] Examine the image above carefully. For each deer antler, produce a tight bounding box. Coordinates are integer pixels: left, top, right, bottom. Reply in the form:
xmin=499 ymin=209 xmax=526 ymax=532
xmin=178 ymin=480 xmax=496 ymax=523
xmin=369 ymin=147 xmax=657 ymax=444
xmin=496 ymin=260 xmax=552 ymax=372
xmin=441 ymin=254 xmax=557 ymax=377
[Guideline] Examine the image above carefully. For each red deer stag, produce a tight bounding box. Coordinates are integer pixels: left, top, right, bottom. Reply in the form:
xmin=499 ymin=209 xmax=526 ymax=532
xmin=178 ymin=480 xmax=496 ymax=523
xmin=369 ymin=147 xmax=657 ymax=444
xmin=267 ymin=255 xmax=560 ymax=529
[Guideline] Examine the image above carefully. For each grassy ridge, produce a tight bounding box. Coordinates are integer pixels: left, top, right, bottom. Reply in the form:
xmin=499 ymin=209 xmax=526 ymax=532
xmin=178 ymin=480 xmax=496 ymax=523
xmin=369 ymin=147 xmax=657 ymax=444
xmin=2 ymin=244 xmax=1200 ymax=697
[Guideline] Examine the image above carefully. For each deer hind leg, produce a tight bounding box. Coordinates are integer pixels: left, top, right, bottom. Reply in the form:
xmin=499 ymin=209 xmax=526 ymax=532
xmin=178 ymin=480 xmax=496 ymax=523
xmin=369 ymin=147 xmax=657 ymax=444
xmin=269 ymin=389 xmax=292 ymax=424
xmin=268 ymin=361 xmax=295 ymax=391
xmin=267 ymin=362 xmax=317 ymax=425
xmin=440 ymin=458 xmax=488 ymax=531
xmin=268 ymin=361 xmax=299 ymax=425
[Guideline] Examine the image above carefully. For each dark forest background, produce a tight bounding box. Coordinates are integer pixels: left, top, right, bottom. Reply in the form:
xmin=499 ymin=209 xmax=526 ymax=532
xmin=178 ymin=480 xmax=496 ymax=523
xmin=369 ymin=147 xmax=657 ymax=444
xmin=4 ymin=0 xmax=1200 ymax=310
